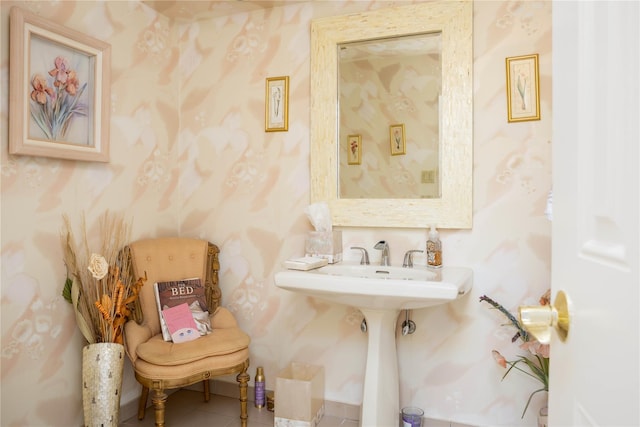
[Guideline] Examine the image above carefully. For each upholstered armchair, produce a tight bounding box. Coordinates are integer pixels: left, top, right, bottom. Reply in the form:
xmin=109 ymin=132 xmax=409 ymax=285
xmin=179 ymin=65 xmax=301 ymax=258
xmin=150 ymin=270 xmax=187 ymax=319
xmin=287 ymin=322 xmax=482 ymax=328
xmin=123 ymin=238 xmax=250 ymax=427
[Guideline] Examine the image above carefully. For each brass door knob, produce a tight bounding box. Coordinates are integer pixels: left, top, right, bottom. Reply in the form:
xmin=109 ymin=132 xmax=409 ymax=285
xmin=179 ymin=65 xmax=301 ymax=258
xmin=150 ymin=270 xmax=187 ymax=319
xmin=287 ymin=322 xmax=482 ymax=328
xmin=519 ymin=290 xmax=570 ymax=344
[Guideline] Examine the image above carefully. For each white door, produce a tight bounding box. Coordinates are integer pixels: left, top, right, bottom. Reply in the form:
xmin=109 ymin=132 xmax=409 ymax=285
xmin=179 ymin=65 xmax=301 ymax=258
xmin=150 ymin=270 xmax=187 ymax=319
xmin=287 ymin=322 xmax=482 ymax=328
xmin=550 ymin=1 xmax=639 ymax=426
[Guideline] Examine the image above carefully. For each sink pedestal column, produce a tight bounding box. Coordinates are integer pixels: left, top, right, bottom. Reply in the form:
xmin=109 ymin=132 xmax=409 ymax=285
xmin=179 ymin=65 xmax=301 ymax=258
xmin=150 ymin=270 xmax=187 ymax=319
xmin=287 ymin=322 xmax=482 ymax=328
xmin=359 ymin=308 xmax=401 ymax=427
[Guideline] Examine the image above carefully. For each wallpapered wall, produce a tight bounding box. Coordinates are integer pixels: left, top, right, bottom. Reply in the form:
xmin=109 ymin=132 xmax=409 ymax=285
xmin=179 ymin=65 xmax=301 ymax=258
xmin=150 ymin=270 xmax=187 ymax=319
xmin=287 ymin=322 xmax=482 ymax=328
xmin=0 ymin=1 xmax=552 ymax=426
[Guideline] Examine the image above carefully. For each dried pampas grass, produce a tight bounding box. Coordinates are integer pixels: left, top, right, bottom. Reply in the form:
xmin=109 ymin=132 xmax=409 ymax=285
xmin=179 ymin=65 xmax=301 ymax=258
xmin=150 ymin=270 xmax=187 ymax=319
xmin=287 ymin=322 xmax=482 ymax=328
xmin=61 ymin=212 xmax=145 ymax=344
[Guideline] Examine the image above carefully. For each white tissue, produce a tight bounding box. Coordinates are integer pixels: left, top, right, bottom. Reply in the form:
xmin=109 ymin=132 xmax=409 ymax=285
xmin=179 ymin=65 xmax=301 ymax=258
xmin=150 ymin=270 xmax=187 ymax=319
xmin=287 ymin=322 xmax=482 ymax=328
xmin=304 ymin=202 xmax=332 ymax=232
xmin=544 ymin=190 xmax=553 ymax=221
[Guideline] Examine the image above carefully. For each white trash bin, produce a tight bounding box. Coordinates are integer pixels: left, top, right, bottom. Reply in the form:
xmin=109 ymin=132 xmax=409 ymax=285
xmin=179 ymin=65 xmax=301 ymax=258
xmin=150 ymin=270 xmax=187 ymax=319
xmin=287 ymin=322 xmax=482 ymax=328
xmin=274 ymin=362 xmax=325 ymax=427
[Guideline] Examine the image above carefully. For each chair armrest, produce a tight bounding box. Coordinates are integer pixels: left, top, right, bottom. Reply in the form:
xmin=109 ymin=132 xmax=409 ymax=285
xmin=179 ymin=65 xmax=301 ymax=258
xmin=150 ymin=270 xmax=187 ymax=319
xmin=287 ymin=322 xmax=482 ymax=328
xmin=210 ymin=307 xmax=240 ymax=329
xmin=124 ymin=319 xmax=154 ymax=363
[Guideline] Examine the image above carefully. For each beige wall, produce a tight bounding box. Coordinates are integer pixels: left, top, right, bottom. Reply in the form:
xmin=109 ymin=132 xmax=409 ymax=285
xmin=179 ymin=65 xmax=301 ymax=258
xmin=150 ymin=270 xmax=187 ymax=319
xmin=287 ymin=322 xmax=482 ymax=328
xmin=0 ymin=1 xmax=552 ymax=426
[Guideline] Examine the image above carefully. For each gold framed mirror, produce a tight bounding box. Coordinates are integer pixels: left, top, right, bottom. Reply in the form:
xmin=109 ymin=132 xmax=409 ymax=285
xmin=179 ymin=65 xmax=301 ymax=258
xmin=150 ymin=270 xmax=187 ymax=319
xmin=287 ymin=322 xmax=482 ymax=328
xmin=310 ymin=1 xmax=473 ymax=228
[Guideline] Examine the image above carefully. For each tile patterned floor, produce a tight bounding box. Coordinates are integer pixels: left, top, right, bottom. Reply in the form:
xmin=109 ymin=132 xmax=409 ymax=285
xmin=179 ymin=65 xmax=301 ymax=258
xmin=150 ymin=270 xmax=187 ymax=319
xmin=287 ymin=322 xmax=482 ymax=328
xmin=118 ymin=388 xmax=474 ymax=427
xmin=119 ymin=389 xmax=358 ymax=427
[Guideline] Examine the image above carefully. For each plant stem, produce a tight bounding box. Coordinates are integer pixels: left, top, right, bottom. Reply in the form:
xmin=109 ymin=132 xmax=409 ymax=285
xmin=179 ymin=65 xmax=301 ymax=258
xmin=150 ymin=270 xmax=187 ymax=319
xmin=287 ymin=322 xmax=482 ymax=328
xmin=479 ymin=295 xmax=530 ymax=341
xmin=521 ymin=387 xmax=546 ymax=418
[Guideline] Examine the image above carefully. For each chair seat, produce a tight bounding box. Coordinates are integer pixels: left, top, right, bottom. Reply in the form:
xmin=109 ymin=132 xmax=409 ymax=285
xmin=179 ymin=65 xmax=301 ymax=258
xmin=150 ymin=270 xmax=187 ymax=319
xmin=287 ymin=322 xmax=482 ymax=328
xmin=134 ymin=345 xmax=250 ymax=382
xmin=137 ymin=327 xmax=250 ymax=366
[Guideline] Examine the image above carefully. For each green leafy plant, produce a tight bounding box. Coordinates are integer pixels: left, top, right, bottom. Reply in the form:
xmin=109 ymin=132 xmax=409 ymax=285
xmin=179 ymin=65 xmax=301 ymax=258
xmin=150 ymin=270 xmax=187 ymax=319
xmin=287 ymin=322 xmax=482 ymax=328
xmin=480 ymin=292 xmax=550 ymax=418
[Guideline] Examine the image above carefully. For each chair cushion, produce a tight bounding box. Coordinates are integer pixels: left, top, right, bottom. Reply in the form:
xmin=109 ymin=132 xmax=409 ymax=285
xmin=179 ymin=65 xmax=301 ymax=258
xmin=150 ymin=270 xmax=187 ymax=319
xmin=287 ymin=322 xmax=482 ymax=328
xmin=137 ymin=326 xmax=250 ymax=366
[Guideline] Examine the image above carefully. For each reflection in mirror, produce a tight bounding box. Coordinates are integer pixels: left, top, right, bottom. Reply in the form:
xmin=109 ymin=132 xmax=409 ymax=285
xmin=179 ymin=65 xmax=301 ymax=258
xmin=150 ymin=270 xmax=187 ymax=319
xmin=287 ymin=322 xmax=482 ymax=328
xmin=310 ymin=1 xmax=472 ymax=228
xmin=339 ymin=33 xmax=442 ymax=199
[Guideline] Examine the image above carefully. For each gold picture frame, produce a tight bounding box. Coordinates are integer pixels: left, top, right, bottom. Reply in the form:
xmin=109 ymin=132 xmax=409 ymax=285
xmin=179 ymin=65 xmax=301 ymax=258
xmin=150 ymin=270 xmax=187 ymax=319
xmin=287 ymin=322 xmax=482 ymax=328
xmin=265 ymin=76 xmax=289 ymax=132
xmin=506 ymin=54 xmax=540 ymax=122
xmin=347 ymin=134 xmax=362 ymax=165
xmin=389 ymin=124 xmax=406 ymax=155
xmin=9 ymin=7 xmax=111 ymax=162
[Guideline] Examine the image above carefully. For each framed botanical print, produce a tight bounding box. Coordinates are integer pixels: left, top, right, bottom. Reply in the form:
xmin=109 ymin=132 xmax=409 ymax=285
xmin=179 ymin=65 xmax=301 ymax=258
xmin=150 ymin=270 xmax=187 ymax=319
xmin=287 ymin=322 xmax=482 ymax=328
xmin=347 ymin=134 xmax=362 ymax=165
xmin=506 ymin=54 xmax=540 ymax=122
xmin=265 ymin=76 xmax=289 ymax=132
xmin=389 ymin=124 xmax=406 ymax=155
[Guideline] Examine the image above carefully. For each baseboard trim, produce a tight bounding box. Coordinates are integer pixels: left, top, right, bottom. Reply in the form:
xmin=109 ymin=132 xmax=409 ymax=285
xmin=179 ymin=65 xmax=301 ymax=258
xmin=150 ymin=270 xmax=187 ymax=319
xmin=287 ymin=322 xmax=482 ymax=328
xmin=120 ymin=396 xmax=139 ymax=423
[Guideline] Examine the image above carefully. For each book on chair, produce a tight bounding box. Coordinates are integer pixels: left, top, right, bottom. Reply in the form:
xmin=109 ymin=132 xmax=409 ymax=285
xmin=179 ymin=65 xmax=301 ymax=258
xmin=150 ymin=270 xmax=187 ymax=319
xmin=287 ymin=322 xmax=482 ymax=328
xmin=161 ymin=303 xmax=200 ymax=343
xmin=154 ymin=278 xmax=209 ymax=341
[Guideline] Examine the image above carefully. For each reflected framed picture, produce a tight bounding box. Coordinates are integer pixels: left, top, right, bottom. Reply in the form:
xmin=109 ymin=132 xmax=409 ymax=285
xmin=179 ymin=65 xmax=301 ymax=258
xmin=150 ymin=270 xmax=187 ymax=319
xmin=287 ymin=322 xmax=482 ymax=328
xmin=9 ymin=7 xmax=111 ymax=162
xmin=506 ymin=54 xmax=540 ymax=122
xmin=389 ymin=123 xmax=406 ymax=155
xmin=265 ymin=76 xmax=289 ymax=132
xmin=347 ymin=134 xmax=362 ymax=165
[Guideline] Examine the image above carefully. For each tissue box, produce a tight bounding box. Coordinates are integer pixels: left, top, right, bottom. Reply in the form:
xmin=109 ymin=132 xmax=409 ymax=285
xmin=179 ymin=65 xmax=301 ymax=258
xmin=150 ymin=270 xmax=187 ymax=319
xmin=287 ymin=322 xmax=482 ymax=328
xmin=275 ymin=363 xmax=325 ymax=427
xmin=305 ymin=231 xmax=342 ymax=264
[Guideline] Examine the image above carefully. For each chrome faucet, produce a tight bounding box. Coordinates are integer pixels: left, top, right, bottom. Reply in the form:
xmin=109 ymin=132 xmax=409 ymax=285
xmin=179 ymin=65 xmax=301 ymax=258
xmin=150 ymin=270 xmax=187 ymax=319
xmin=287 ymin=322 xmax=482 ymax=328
xmin=351 ymin=247 xmax=370 ymax=265
xmin=374 ymin=240 xmax=390 ymax=266
xmin=403 ymin=250 xmax=423 ymax=268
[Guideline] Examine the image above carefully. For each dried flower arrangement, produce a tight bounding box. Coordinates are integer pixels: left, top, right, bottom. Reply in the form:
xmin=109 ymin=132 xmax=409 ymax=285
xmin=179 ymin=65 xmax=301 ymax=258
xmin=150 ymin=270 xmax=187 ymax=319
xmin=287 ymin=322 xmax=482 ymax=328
xmin=61 ymin=212 xmax=145 ymax=344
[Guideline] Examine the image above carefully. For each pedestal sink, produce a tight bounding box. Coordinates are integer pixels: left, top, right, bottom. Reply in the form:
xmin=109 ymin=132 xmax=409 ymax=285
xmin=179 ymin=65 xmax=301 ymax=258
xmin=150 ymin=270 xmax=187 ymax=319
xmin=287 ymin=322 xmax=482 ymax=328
xmin=275 ymin=263 xmax=473 ymax=427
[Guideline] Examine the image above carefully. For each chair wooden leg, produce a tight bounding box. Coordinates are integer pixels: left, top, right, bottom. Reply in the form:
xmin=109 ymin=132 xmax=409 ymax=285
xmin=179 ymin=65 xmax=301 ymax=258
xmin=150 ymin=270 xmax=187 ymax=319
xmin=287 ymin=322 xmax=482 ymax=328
xmin=237 ymin=370 xmax=250 ymax=427
xmin=151 ymin=388 xmax=168 ymax=427
xmin=203 ymin=379 xmax=210 ymax=402
xmin=138 ymin=386 xmax=149 ymax=420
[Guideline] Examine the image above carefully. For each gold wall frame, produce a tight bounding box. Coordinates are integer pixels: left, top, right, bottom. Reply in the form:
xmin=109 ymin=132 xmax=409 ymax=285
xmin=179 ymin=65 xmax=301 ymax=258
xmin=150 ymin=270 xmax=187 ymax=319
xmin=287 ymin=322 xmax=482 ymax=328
xmin=265 ymin=76 xmax=289 ymax=132
xmin=347 ymin=134 xmax=362 ymax=165
xmin=506 ymin=54 xmax=541 ymax=122
xmin=9 ymin=7 xmax=111 ymax=162
xmin=389 ymin=124 xmax=406 ymax=156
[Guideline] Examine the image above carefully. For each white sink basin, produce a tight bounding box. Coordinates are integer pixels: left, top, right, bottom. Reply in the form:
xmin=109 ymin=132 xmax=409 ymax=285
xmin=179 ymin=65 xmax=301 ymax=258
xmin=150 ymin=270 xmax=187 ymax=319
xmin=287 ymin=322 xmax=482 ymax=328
xmin=275 ymin=263 xmax=473 ymax=427
xmin=275 ymin=264 xmax=472 ymax=310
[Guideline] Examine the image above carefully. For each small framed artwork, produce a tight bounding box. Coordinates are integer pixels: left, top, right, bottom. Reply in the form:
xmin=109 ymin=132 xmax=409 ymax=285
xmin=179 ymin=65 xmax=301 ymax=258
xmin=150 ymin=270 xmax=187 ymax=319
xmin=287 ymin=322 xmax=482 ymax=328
xmin=265 ymin=76 xmax=289 ymax=132
xmin=389 ymin=124 xmax=406 ymax=155
xmin=506 ymin=54 xmax=540 ymax=122
xmin=9 ymin=7 xmax=111 ymax=162
xmin=347 ymin=134 xmax=362 ymax=165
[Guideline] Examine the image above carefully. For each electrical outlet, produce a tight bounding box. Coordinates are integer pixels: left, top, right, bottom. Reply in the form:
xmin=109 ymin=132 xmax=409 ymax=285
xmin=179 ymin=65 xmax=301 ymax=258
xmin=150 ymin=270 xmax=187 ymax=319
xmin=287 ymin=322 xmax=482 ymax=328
xmin=421 ymin=170 xmax=436 ymax=184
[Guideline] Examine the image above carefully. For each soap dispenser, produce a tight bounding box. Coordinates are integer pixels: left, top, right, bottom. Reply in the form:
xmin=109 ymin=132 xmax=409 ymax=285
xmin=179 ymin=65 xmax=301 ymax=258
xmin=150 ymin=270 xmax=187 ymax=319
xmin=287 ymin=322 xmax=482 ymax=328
xmin=426 ymin=225 xmax=442 ymax=268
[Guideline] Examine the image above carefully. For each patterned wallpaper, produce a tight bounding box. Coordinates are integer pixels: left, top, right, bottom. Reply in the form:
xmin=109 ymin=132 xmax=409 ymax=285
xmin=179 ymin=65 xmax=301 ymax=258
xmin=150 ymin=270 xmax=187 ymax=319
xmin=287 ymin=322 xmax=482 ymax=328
xmin=0 ymin=1 xmax=552 ymax=426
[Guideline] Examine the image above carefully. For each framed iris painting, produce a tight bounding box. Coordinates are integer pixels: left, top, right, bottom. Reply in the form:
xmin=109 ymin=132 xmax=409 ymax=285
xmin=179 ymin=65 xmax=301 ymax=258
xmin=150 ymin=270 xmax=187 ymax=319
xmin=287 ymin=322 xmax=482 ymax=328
xmin=9 ymin=7 xmax=111 ymax=162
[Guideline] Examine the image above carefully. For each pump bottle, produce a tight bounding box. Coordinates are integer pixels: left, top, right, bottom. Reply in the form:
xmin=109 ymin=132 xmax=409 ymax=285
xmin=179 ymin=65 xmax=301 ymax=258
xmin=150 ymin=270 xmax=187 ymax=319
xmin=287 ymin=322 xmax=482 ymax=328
xmin=426 ymin=225 xmax=442 ymax=268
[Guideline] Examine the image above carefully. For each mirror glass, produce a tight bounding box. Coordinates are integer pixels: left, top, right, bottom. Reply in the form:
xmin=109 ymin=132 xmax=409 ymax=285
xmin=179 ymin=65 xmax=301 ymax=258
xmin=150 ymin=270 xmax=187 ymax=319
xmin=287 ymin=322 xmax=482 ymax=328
xmin=338 ymin=33 xmax=442 ymax=199
xmin=310 ymin=1 xmax=472 ymax=228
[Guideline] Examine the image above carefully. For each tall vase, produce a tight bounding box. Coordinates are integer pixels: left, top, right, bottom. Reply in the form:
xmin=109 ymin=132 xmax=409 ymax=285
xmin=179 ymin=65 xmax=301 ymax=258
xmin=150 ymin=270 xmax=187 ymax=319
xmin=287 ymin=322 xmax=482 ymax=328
xmin=82 ymin=342 xmax=125 ymax=427
xmin=538 ymin=405 xmax=549 ymax=427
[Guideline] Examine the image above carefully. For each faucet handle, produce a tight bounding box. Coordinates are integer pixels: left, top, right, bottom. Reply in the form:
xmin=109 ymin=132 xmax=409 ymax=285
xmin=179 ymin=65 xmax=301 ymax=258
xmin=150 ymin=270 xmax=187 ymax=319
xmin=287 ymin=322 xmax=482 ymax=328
xmin=351 ymin=247 xmax=370 ymax=265
xmin=403 ymin=250 xmax=424 ymax=268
